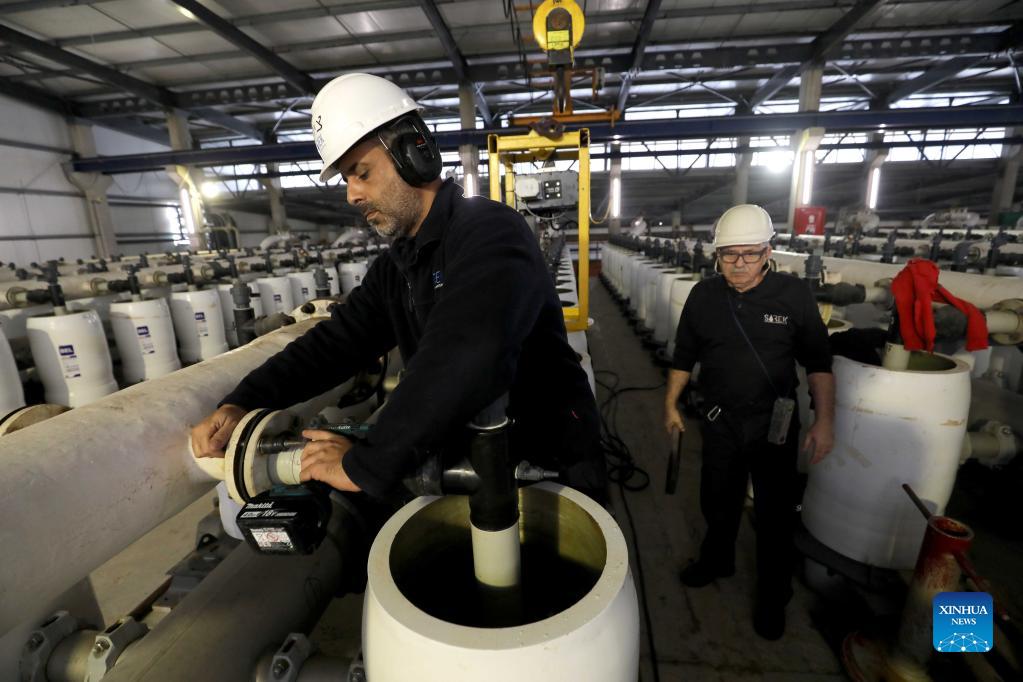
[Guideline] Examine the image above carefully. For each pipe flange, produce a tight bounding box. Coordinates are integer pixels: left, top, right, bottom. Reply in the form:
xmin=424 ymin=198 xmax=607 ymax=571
xmin=20 ymin=611 xmax=79 ymax=682
xmin=5 ymin=285 xmax=28 ymax=306
xmin=0 ymin=404 xmax=70 ymax=437
xmin=85 ymin=616 xmax=148 ymax=681
xmin=990 ymin=298 xmax=1023 ymax=345
xmin=88 ymin=277 xmax=108 ymax=295
xmin=225 ymin=409 xmax=272 ymax=504
xmin=290 ymin=299 xmax=336 ymax=323
xmin=979 ymin=420 xmax=1019 ymax=468
xmin=225 ymin=409 xmax=294 ymax=504
xmin=242 ymin=410 xmax=295 ymax=499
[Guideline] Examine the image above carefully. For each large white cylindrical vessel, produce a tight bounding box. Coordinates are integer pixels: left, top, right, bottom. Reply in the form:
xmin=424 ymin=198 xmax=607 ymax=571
xmin=627 ymin=258 xmax=653 ymax=312
xmin=339 ymin=261 xmax=369 ymax=295
xmin=665 ymin=277 xmax=700 ymax=357
xmin=109 ymin=298 xmax=181 ymax=384
xmin=639 ymin=264 xmax=672 ymax=329
xmin=363 ymin=483 xmax=639 ymax=682
xmin=26 ymin=310 xmax=117 ymax=407
xmin=653 ymin=273 xmax=691 ymax=345
xmin=0 ymin=324 xmax=25 ymax=414
xmin=170 ymin=289 xmax=229 ymax=364
xmin=257 ymin=276 xmax=295 ymax=315
xmin=287 ymin=271 xmax=318 ymax=304
xmin=801 ymin=353 xmax=972 ymax=569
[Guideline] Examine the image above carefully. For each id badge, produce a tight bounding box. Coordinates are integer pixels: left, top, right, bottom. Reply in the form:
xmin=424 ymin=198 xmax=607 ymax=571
xmin=767 ymin=397 xmax=796 ymax=445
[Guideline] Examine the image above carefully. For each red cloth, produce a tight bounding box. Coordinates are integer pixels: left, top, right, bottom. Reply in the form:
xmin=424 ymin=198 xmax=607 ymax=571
xmin=890 ymin=259 xmax=988 ymax=352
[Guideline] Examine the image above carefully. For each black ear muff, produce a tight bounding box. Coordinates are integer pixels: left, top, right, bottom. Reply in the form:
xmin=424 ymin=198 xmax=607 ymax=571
xmin=394 ymin=130 xmax=442 ymax=186
xmin=382 ymin=115 xmax=442 ymax=187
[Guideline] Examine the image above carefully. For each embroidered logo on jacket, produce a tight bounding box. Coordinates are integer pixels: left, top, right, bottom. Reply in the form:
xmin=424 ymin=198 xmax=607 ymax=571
xmin=432 ymin=270 xmax=444 ymax=289
xmin=763 ymin=313 xmax=789 ymax=325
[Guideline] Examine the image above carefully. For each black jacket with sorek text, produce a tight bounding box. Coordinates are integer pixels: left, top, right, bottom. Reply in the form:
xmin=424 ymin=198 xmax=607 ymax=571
xmin=222 ymin=180 xmax=599 ymax=497
xmin=672 ymin=271 xmax=832 ymax=412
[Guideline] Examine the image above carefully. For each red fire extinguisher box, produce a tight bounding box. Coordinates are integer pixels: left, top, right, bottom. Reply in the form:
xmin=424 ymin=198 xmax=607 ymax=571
xmin=794 ymin=206 xmax=827 ymax=235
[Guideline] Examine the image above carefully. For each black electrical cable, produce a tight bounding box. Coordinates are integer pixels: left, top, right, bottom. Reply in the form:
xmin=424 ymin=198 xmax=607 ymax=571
xmin=594 ymin=368 xmax=664 ymax=682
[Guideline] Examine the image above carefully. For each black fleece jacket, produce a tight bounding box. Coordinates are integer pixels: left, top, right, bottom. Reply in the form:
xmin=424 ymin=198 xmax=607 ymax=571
xmin=222 ymin=180 xmax=599 ymax=497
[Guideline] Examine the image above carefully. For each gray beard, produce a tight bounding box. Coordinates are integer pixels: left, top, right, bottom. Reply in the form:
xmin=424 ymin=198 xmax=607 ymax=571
xmin=366 ymin=186 xmax=421 ymax=239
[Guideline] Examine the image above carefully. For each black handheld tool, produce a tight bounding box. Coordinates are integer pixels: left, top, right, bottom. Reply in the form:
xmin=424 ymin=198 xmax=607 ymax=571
xmin=665 ymin=431 xmax=682 ymax=495
xmin=236 ymin=482 xmax=333 ymax=555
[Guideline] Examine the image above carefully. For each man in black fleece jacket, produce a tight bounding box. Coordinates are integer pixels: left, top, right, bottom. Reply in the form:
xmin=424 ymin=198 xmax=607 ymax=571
xmin=191 ymin=73 xmax=604 ymax=502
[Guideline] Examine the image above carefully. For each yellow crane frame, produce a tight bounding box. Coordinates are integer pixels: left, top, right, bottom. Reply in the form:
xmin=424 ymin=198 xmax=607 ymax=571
xmin=487 ymin=129 xmax=590 ymax=332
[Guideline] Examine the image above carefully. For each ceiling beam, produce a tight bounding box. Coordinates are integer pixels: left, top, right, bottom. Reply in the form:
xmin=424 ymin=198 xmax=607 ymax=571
xmin=0 ymin=22 xmax=174 ymax=107
xmin=192 ymin=108 xmax=264 ymax=142
xmin=90 ymin=116 xmax=171 ymax=146
xmin=0 ymin=0 xmax=119 ymax=13
xmin=65 ymin=23 xmax=1010 ymax=115
xmin=617 ymin=0 xmax=663 ymax=113
xmin=749 ymin=0 xmax=887 ymax=107
xmin=53 ymin=1 xmax=422 ymax=45
xmin=70 ymin=104 xmax=1023 ymax=174
xmin=0 ymin=75 xmax=173 ymax=146
xmin=414 ymin=0 xmax=492 ymax=126
xmin=28 ymin=1 xmax=940 ymax=49
xmin=878 ymin=22 xmax=1023 ymax=107
xmin=167 ymin=0 xmax=315 ymax=95
xmin=877 ymin=56 xmax=989 ymax=107
xmin=0 ymin=77 xmax=72 ymax=114
xmin=0 ymin=22 xmax=263 ymax=141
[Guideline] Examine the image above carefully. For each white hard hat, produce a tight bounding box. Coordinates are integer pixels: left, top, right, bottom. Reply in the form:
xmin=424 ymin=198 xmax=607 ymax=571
xmin=712 ymin=204 xmax=775 ymax=249
xmin=311 ymin=73 xmax=420 ymax=182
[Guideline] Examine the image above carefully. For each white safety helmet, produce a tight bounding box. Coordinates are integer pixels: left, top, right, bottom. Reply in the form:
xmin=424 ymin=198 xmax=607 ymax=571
xmin=311 ymin=73 xmax=420 ymax=182
xmin=712 ymin=204 xmax=775 ymax=249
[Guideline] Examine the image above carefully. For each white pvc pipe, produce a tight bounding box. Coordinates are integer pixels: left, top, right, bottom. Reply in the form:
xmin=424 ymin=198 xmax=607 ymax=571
xmin=470 ymin=524 xmax=521 ymax=588
xmin=0 ymin=319 xmax=339 ymax=638
xmin=772 ymin=250 xmax=1023 ymax=309
xmin=363 ymin=483 xmax=639 ymax=681
xmin=259 ymin=233 xmax=292 ymax=250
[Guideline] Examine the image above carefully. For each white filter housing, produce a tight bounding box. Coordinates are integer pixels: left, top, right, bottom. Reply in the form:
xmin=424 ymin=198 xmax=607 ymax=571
xmin=639 ymin=264 xmax=672 ymax=327
xmin=0 ymin=325 xmax=25 ymax=414
xmin=363 ymin=483 xmax=639 ymax=682
xmin=653 ymin=273 xmax=692 ymax=345
xmin=801 ymin=353 xmax=972 ymax=569
xmin=26 ymin=310 xmax=117 ymax=407
xmin=287 ymin=271 xmax=318 ymax=304
xmin=339 ymin=261 xmax=369 ymax=295
xmin=109 ymin=298 xmax=181 ymax=384
xmin=170 ymin=289 xmax=229 ymax=364
xmin=216 ymin=283 xmax=264 ymax=346
xmin=665 ymin=278 xmax=700 ymax=358
xmin=256 ymin=276 xmax=295 ymax=315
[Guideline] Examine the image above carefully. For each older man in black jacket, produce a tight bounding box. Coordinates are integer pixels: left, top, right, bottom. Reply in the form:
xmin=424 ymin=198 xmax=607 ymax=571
xmin=191 ymin=73 xmax=604 ymax=502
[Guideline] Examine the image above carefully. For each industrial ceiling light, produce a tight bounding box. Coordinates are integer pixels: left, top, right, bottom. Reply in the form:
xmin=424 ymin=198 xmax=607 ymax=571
xmin=801 ymin=151 xmax=815 ymax=205
xmin=179 ymin=187 xmax=197 ymax=235
xmin=202 ymin=182 xmax=221 ymax=198
xmin=763 ymin=150 xmax=791 ymax=173
xmin=610 ymin=176 xmax=621 ymax=218
xmin=867 ymin=166 xmax=881 ymax=209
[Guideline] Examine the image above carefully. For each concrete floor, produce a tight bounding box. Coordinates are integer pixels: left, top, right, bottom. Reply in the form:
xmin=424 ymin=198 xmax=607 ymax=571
xmin=75 ymin=276 xmax=1023 ymax=681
